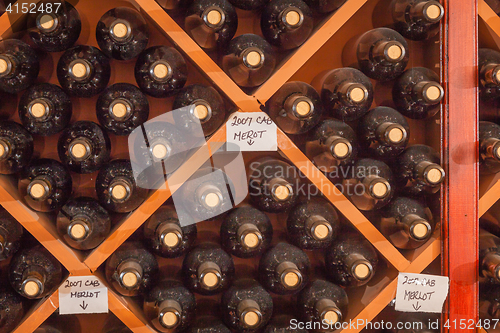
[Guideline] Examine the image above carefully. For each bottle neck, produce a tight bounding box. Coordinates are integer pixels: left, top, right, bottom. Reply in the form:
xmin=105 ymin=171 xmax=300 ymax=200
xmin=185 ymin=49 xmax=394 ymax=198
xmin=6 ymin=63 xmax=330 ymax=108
xmin=345 ymin=253 xmax=373 ymax=281
xmin=0 ymin=137 xmax=11 ymax=160
xmin=482 ymin=252 xmax=500 ymax=283
xmin=197 ymin=261 xmax=222 ymax=290
xmin=117 ymin=260 xmax=143 ymax=290
xmin=28 ymin=176 xmax=52 ymax=201
xmin=69 ymin=137 xmax=93 ymax=162
xmin=481 ymin=63 xmax=500 ymax=86
xmin=414 ymin=81 xmax=444 ymax=105
xmin=283 ymin=94 xmax=314 ymax=120
xmin=315 ymin=298 xmax=342 ymax=325
xmin=150 ymin=139 xmax=172 ymax=161
xmin=21 ymin=265 xmax=46 ymax=298
xmin=158 ymin=299 xmax=182 ymax=329
xmin=69 ymin=59 xmax=93 ymax=81
xmin=28 ymin=98 xmax=53 ymax=122
xmin=305 ymin=215 xmax=332 ymax=241
xmin=402 ymin=214 xmax=432 ymax=241
xmin=109 ymin=19 xmax=133 ymax=43
xmin=237 ymin=223 xmax=263 ymax=249
xmin=409 ymin=1 xmax=444 ymax=24
xmin=324 ymin=136 xmax=352 ymax=161
xmin=67 ymin=216 xmax=92 ymax=241
xmin=375 ymin=122 xmax=407 ymax=146
xmin=237 ymin=299 xmax=262 ymax=329
xmin=37 ymin=13 xmax=60 ymax=34
xmin=156 ymin=221 xmax=183 ymax=249
xmin=109 ymin=177 xmax=133 ymax=203
xmin=415 ymin=160 xmax=445 ymax=186
xmin=276 ymin=261 xmax=302 ymax=290
xmin=268 ymin=178 xmax=293 ymax=202
xmin=481 ymin=137 xmax=500 ymax=162
xmin=372 ymin=40 xmax=405 ymax=64
xmin=0 ymin=54 xmax=16 ymax=78
xmin=362 ymin=175 xmax=391 ymax=199
xmin=338 ymin=82 xmax=368 ymax=105
xmin=202 ymin=6 xmax=226 ymax=29
xmin=109 ymin=98 xmax=133 ymax=121
xmin=189 ymin=99 xmax=212 ymax=123
xmin=242 ymin=47 xmax=264 ymax=69
xmin=196 ymin=184 xmax=223 ymax=210
xmin=149 ymin=60 xmax=173 ymax=82
xmin=279 ymin=7 xmax=304 ymax=30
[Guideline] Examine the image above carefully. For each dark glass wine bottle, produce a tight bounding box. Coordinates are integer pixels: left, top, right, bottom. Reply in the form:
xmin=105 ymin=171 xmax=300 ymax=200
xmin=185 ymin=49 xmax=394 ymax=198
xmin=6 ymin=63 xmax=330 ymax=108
xmin=18 ymin=158 xmax=72 ymax=213
xmin=480 ymin=121 xmax=500 ymax=175
xmin=261 ymin=0 xmax=314 ymax=50
xmin=480 ymin=229 xmax=500 ymax=284
xmin=172 ymin=84 xmax=227 ymax=137
xmin=9 ymin=245 xmax=62 ymax=299
xmin=266 ymin=81 xmax=323 ymax=135
xmin=0 ymin=39 xmax=39 ymax=94
xmin=259 ymin=242 xmax=310 ymax=295
xmin=378 ymin=196 xmax=434 ymax=250
xmin=27 ymin=1 xmax=81 ymax=52
xmin=305 ymin=119 xmax=357 ymax=173
xmin=18 ymin=83 xmax=72 ymax=136
xmin=96 ymin=83 xmax=149 ymax=136
xmin=188 ymin=316 xmax=231 ymax=333
xmin=58 ymin=121 xmax=111 ymax=174
xmin=56 ymin=197 xmax=111 ymax=251
xmin=105 ymin=241 xmax=159 ymax=296
xmin=393 ymin=67 xmax=444 ymax=119
xmin=0 ymin=287 xmax=24 ymax=333
xmin=357 ymin=106 xmax=410 ymax=159
xmin=96 ymin=7 xmax=149 ymax=61
xmin=143 ymin=205 xmax=197 ymax=258
xmin=135 ymin=46 xmax=188 ymax=98
xmin=389 ymin=0 xmax=444 ymax=41
xmin=302 ymin=0 xmax=345 ymax=14
xmin=228 ymin=0 xmax=269 ymax=10
xmin=342 ymin=28 xmax=409 ymax=82
xmin=341 ymin=158 xmax=394 ymax=211
xmin=263 ymin=315 xmax=308 ymax=333
xmin=316 ymin=68 xmax=374 ymax=121
xmin=221 ymin=279 xmax=273 ymax=331
xmin=185 ymin=0 xmax=238 ymax=50
xmin=221 ymin=34 xmax=276 ymax=87
xmin=143 ymin=280 xmax=196 ymax=332
xmin=296 ymin=279 xmax=348 ymax=327
xmin=0 ymin=208 xmax=23 ymax=261
xmin=182 ymin=243 xmax=235 ymax=295
xmin=392 ymin=144 xmax=445 ymax=195
xmin=480 ymin=48 xmax=500 ymax=104
xmin=220 ymin=206 xmax=273 ymax=258
xmin=0 ymin=121 xmax=33 ymax=175
xmin=248 ymin=157 xmax=300 ymax=213
xmin=287 ymin=199 xmax=340 ymax=250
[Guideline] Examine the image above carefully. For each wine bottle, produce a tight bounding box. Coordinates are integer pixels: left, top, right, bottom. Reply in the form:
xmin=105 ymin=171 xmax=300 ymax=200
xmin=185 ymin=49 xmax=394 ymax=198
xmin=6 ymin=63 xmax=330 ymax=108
xmin=96 ymin=83 xmax=150 ymax=136
xmin=479 ymin=48 xmax=500 ymax=104
xmin=34 ymin=313 xmax=81 ymax=333
xmin=287 ymin=199 xmax=340 ymax=250
xmin=102 ymin=314 xmax=133 ymax=333
xmin=143 ymin=280 xmax=196 ymax=332
xmin=0 ymin=121 xmax=34 ymax=175
xmin=9 ymin=245 xmax=62 ymax=299
xmin=228 ymin=0 xmax=269 ymax=10
xmin=188 ymin=317 xmax=231 ymax=333
xmin=261 ymin=0 xmax=314 ymax=50
xmin=305 ymin=119 xmax=358 ymax=173
xmin=182 ymin=243 xmax=235 ymax=295
xmin=58 ymin=121 xmax=111 ymax=174
xmin=0 ymin=287 xmax=24 ymax=333
xmin=480 ymin=281 xmax=500 ymax=319
xmin=357 ymin=106 xmax=410 ymax=159
xmin=296 ymin=279 xmax=348 ymax=327
xmin=0 ymin=208 xmax=23 ymax=261
xmin=185 ymin=0 xmax=238 ymax=50
xmin=220 ymin=206 xmax=273 ymax=258
xmin=324 ymin=230 xmax=378 ymax=287
xmin=264 ymin=316 xmax=308 ymax=333
xmin=302 ymin=0 xmax=345 ymax=14
xmin=221 ymin=34 xmax=276 ymax=87
xmin=221 ymin=279 xmax=273 ymax=331
xmin=392 ymin=144 xmax=445 ymax=195
xmin=0 ymin=39 xmax=39 ymax=94
xmin=143 ymin=205 xmax=197 ymax=258
xmin=135 ymin=46 xmax=188 ymax=98
xmin=379 ymin=196 xmax=434 ymax=250
xmin=266 ymin=81 xmax=323 ymax=135
xmin=18 ymin=158 xmax=72 ymax=213
xmin=481 ymin=229 xmax=500 ymax=284
xmin=259 ymin=242 xmax=310 ymax=295
xmin=105 ymin=241 xmax=159 ymax=296
xmin=248 ymin=157 xmax=300 ymax=213
xmin=480 ymin=121 xmax=500 ymax=175
xmin=316 ymin=68 xmax=374 ymax=121
xmin=18 ymin=83 xmax=72 ymax=136
xmin=341 ymin=158 xmax=394 ymax=211
xmin=56 ymin=197 xmax=111 ymax=251
xmin=342 ymin=28 xmax=409 ymax=81
xmin=27 ymin=1 xmax=81 ymax=52
xmin=392 ymin=67 xmax=444 ymax=119
xmin=96 ymin=7 xmax=149 ymax=61
xmin=172 ymin=84 xmax=226 ymax=137
xmin=389 ymin=0 xmax=444 ymax=41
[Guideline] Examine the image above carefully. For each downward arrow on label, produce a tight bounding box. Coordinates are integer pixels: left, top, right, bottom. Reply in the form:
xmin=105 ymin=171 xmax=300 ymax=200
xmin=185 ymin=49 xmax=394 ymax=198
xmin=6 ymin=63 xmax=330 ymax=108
xmin=247 ymin=139 xmax=255 ymax=146
xmin=80 ymin=301 xmax=88 ymax=311
xmin=412 ymin=302 xmax=421 ymax=311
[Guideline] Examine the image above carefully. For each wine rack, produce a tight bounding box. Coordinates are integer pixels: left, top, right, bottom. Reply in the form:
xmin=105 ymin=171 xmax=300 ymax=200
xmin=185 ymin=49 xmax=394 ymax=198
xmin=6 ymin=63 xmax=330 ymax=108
xmin=0 ymin=0 xmax=477 ymax=332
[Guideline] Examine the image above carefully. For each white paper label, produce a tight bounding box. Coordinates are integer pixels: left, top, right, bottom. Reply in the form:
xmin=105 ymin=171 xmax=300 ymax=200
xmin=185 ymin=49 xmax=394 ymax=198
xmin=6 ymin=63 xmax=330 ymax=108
xmin=59 ymin=276 xmax=108 ymax=315
xmin=226 ymin=112 xmax=277 ymax=151
xmin=395 ymin=272 xmax=449 ymax=313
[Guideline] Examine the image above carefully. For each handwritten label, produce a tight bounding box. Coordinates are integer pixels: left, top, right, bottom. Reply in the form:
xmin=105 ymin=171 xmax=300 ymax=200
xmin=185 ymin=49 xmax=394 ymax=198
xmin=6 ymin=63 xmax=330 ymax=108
xmin=59 ymin=276 xmax=108 ymax=315
xmin=395 ymin=273 xmax=449 ymax=313
xmin=226 ymin=112 xmax=277 ymax=151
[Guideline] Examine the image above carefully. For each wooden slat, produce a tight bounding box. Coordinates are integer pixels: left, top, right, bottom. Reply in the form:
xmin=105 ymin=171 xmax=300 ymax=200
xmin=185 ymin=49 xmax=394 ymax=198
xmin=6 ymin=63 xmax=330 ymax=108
xmin=479 ymin=0 xmax=500 ymax=49
xmin=479 ymin=179 xmax=500 ymax=217
xmin=109 ymin=291 xmax=157 ymax=333
xmin=12 ymin=290 xmax=59 ymax=333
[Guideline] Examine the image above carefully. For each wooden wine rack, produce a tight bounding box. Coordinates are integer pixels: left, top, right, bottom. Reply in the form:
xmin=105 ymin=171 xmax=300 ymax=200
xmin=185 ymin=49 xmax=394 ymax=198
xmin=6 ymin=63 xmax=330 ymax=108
xmin=0 ymin=0 xmax=477 ymax=332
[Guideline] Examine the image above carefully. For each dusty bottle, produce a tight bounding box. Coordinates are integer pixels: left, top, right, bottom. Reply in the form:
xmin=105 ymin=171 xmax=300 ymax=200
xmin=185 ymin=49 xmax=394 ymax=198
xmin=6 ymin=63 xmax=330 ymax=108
xmin=182 ymin=243 xmax=235 ymax=295
xmin=56 ymin=197 xmax=111 ymax=251
xmin=188 ymin=317 xmax=232 ymax=333
xmin=479 ymin=48 xmax=500 ymax=104
xmin=221 ymin=279 xmax=273 ymax=331
xmin=0 ymin=208 xmax=23 ymax=261
xmin=0 ymin=121 xmax=33 ymax=175
xmin=388 ymin=0 xmax=444 ymax=41
xmin=220 ymin=206 xmax=273 ymax=258
xmin=480 ymin=229 xmax=500 ymax=284
xmin=18 ymin=158 xmax=72 ymax=213
xmin=57 ymin=45 xmax=111 ymax=98
xmin=266 ymin=81 xmax=323 ymax=135
xmin=9 ymin=245 xmax=63 ymax=299
xmin=18 ymin=83 xmax=72 ymax=136
xmin=105 ymin=242 xmax=159 ymax=296
xmin=185 ymin=0 xmax=238 ymax=50
xmin=302 ymin=0 xmax=346 ymax=14
xmin=58 ymin=121 xmax=111 ymax=174
xmin=228 ymin=0 xmax=269 ymax=10
xmin=480 ymin=121 xmax=500 ymax=175
xmin=0 ymin=287 xmax=24 ymax=333
xmin=393 ymin=67 xmax=444 ymax=119
xmin=0 ymin=39 xmax=39 ymax=94
xmin=143 ymin=280 xmax=196 ymax=332
xmin=96 ymin=7 xmax=149 ymax=61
